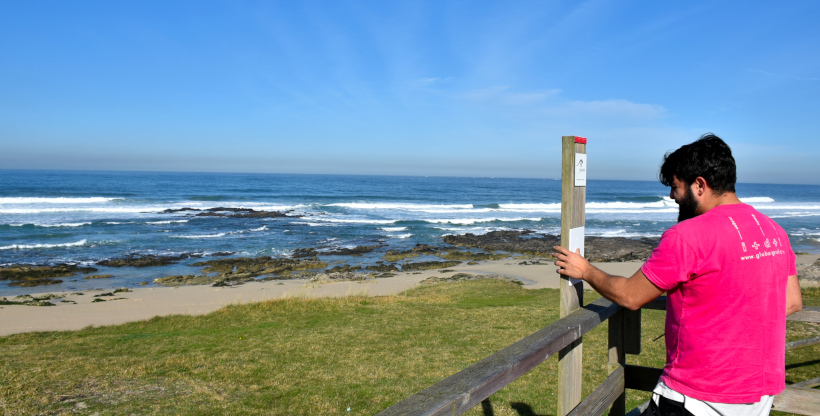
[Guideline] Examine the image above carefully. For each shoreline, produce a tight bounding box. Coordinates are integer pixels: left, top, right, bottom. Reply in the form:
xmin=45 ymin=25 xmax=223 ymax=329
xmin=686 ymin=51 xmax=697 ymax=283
xmin=2 ymin=254 xmax=818 ymax=337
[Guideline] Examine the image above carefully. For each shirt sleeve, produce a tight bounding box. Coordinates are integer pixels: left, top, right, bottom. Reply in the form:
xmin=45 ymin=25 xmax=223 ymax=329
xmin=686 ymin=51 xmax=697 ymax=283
xmin=789 ymin=246 xmax=797 ymax=276
xmin=641 ymin=227 xmax=698 ymax=291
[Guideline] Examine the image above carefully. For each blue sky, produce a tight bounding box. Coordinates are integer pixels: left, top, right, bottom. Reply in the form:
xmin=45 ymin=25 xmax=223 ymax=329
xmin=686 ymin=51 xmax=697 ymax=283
xmin=1 ymin=1 xmax=819 ymax=184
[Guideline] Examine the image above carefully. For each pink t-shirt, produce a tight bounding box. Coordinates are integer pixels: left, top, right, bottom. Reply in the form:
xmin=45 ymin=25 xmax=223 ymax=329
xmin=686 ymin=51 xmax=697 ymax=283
xmin=641 ymin=203 xmax=796 ymax=403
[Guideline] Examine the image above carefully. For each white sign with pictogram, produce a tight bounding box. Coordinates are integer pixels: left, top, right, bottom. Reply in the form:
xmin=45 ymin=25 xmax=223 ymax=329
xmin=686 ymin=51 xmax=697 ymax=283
xmin=575 ymin=154 xmax=587 ymax=187
xmin=568 ymin=226 xmax=584 ymax=286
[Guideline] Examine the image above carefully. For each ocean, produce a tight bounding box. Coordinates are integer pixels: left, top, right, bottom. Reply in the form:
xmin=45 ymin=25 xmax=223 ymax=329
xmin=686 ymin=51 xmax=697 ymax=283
xmin=2 ymin=170 xmax=820 ymax=296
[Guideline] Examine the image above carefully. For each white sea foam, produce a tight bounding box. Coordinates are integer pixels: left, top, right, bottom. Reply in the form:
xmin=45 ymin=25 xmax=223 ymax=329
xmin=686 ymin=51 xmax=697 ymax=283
xmin=752 ymin=204 xmax=820 ymax=210
xmin=39 ymin=222 xmax=92 ymax=228
xmin=589 ymin=229 xmax=663 ymax=238
xmin=315 ymin=219 xmax=399 ymax=225
xmin=425 ymin=217 xmax=542 ymax=225
xmin=0 ymin=207 xmax=160 ymax=214
xmin=146 ymin=220 xmax=190 ymax=225
xmin=328 ymin=202 xmax=473 ymax=211
xmin=382 ymin=227 xmax=408 ymax=232
xmin=498 ymin=203 xmax=562 ymax=211
xmin=176 ymin=232 xmax=228 ymax=239
xmin=0 ymin=239 xmax=88 ymax=250
xmin=497 ymin=200 xmax=678 ymax=213
xmin=740 ymin=197 xmax=776 ymax=204
xmin=0 ymin=197 xmax=121 ymax=204
xmin=768 ymin=213 xmax=820 ymax=219
xmin=389 ymin=234 xmax=413 ymax=239
xmin=174 ymin=225 xmax=268 ymax=239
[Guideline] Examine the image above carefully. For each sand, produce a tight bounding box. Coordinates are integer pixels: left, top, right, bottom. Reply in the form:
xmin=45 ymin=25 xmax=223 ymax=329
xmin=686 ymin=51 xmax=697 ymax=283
xmin=2 ymin=255 xmax=818 ymax=337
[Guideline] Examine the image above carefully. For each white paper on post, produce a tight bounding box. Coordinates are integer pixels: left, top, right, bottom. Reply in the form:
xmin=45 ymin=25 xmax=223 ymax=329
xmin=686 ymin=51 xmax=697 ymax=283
xmin=575 ymin=154 xmax=587 ymax=187
xmin=567 ymin=226 xmax=585 ymax=286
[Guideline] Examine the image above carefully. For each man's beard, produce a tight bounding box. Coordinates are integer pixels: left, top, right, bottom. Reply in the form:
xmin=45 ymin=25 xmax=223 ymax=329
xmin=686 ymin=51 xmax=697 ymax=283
xmin=678 ymin=186 xmax=699 ymax=222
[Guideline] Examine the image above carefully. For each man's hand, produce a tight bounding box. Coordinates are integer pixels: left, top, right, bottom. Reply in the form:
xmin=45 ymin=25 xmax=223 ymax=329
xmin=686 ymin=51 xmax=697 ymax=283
xmin=553 ymin=245 xmax=592 ymax=281
xmin=553 ymin=245 xmax=664 ymax=311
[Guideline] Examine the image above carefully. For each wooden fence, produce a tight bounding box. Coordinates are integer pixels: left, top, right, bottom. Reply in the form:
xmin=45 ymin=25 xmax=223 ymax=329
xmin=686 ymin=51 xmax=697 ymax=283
xmin=376 ymin=300 xmax=820 ymax=416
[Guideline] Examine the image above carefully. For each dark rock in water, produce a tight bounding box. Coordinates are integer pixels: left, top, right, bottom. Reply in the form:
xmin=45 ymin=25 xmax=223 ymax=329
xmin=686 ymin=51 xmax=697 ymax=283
xmin=8 ymin=279 xmax=63 ymax=287
xmin=189 ymin=256 xmax=328 ymax=283
xmin=411 ymin=244 xmax=443 ymax=253
xmin=231 ymin=210 xmax=299 ymax=219
xmin=443 ymin=231 xmax=558 ymax=256
xmin=443 ymin=230 xmax=658 ymax=262
xmin=439 ymin=250 xmax=508 ymax=261
xmin=205 ymin=207 xmax=255 ymax=213
xmin=798 ymin=258 xmax=820 ymax=283
xmin=324 ymin=245 xmax=383 ymax=256
xmin=97 ymin=254 xmax=197 ymax=268
xmin=161 ymin=207 xmax=201 ymax=213
xmin=192 ymin=207 xmax=302 ymax=219
xmin=292 ymin=248 xmax=319 ymax=258
xmin=154 ymin=275 xmax=215 ymax=287
xmin=585 ymin=237 xmax=658 ymax=262
xmin=365 ymin=264 xmax=399 ymax=272
xmin=401 ymin=261 xmax=462 ymax=271
xmin=295 ymin=245 xmax=384 ymax=258
xmin=0 ymin=265 xmax=97 ymax=286
xmin=154 ymin=256 xmax=327 ymax=286
xmin=383 ymin=250 xmax=419 ymax=262
xmin=327 ymin=264 xmax=362 ymax=273
xmin=84 ymin=274 xmax=114 ymax=279
xmin=0 ymin=264 xmax=97 ymax=280
xmin=193 ymin=212 xmax=225 ymax=217
xmin=384 ymin=244 xmax=445 ymax=261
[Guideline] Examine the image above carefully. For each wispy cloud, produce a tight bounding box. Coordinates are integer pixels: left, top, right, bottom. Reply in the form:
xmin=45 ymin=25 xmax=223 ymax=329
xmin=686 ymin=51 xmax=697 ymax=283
xmin=462 ymin=86 xmax=561 ymax=105
xmin=545 ymin=99 xmax=667 ymax=121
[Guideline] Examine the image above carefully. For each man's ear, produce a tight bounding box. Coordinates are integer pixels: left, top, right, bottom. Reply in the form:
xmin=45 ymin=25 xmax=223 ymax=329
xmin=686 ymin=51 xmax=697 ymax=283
xmin=693 ymin=176 xmax=708 ymax=196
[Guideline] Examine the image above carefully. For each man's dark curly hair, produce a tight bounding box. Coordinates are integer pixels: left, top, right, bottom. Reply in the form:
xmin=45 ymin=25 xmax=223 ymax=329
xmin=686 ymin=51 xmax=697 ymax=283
xmin=659 ymin=133 xmax=736 ymax=194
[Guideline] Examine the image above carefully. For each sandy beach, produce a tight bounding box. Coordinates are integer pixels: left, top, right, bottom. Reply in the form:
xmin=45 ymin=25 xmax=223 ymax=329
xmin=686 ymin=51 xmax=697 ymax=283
xmin=2 ymin=255 xmax=817 ymax=337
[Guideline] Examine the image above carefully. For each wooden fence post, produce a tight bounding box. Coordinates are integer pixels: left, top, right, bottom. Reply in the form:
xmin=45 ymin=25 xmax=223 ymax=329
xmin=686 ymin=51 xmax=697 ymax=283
xmin=608 ymin=310 xmax=626 ymax=416
xmin=558 ymin=136 xmax=587 ymax=416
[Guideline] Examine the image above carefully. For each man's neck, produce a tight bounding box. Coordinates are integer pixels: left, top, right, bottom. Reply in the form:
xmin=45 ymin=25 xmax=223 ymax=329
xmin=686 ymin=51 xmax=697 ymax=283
xmin=700 ymin=191 xmax=742 ymax=214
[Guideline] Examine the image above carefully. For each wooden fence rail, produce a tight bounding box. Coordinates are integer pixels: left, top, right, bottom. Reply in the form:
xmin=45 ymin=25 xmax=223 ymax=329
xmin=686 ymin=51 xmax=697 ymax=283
xmin=377 ymin=302 xmax=820 ymax=416
xmin=375 ymin=297 xmax=619 ymax=416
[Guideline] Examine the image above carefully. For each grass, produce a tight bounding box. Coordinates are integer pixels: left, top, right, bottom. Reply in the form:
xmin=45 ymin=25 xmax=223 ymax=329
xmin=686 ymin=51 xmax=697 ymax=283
xmin=1 ymin=281 xmax=818 ymax=416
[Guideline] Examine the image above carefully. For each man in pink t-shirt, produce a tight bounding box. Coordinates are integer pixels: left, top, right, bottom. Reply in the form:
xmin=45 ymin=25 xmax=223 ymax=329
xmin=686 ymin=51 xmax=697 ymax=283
xmin=553 ymin=134 xmax=802 ymax=416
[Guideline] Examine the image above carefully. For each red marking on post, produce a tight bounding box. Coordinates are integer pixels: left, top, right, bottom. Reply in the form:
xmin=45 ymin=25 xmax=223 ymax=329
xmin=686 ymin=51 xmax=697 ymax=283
xmin=574 ymin=136 xmax=587 ymax=144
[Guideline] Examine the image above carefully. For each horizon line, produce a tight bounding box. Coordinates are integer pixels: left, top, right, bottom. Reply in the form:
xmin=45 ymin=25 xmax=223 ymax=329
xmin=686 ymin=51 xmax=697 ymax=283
xmin=1 ymin=168 xmax=816 ymax=187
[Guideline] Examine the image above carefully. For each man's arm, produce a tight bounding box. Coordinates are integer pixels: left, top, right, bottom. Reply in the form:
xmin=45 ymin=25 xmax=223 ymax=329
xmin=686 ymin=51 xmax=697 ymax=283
xmin=786 ymin=274 xmax=802 ymax=316
xmin=553 ymin=246 xmax=664 ymax=311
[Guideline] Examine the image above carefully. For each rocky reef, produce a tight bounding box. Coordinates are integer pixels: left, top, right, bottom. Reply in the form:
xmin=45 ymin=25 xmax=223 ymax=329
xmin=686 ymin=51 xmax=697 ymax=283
xmin=443 ymin=231 xmax=559 ymax=256
xmin=799 ymin=257 xmax=820 ymax=283
xmin=443 ymin=230 xmax=658 ymax=261
xmin=401 ymin=261 xmax=462 ymax=271
xmin=0 ymin=264 xmax=98 ymax=287
xmin=293 ymin=244 xmax=383 ymax=258
xmin=97 ymin=254 xmax=199 ymax=268
xmin=154 ymin=256 xmax=328 ymax=287
xmin=383 ymin=244 xmax=444 ymax=261
xmin=161 ymin=207 xmax=302 ymax=219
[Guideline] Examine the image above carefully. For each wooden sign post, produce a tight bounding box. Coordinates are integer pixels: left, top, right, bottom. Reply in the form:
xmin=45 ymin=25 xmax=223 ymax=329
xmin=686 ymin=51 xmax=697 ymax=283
xmin=558 ymin=135 xmax=587 ymax=416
